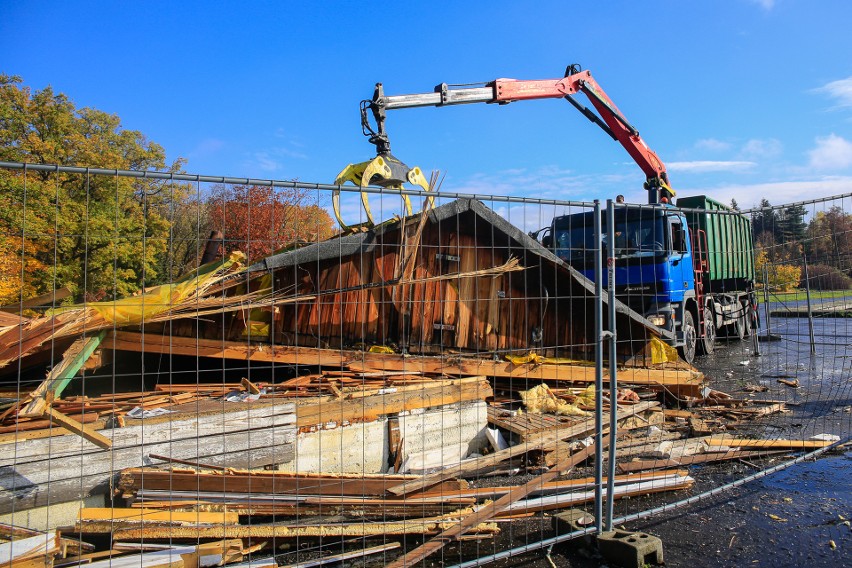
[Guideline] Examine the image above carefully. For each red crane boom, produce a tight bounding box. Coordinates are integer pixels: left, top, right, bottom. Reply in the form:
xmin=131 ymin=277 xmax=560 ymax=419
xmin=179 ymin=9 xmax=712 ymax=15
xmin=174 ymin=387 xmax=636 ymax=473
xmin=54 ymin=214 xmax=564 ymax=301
xmin=361 ymin=64 xmax=674 ymax=203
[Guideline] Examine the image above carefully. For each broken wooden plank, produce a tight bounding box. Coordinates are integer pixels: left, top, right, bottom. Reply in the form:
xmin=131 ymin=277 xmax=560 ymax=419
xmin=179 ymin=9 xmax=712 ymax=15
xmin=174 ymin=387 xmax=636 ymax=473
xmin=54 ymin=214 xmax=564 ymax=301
xmin=706 ymin=437 xmax=834 ymax=450
xmin=77 ymin=508 xmax=239 ymax=528
xmin=0 ymin=532 xmax=58 ymax=564
xmin=117 ymin=468 xmax=439 ymax=497
xmin=106 ymin=331 xmax=702 ymax=394
xmin=617 ymin=449 xmax=789 ymax=473
xmin=349 ymin=358 xmax=704 ymax=394
xmin=19 ymin=331 xmax=106 ymax=418
xmin=279 ymin=543 xmax=400 ymax=568
xmin=110 ymin=517 xmax=500 ymax=541
xmin=386 ymin=438 xmax=602 ymax=567
xmin=295 ymin=377 xmax=491 ymax=427
xmin=387 ymin=400 xmax=657 ymax=496
xmin=43 ymin=407 xmax=112 ymax=449
xmin=506 ymin=474 xmax=695 ymax=513
xmin=408 ymin=469 xmax=689 ymax=501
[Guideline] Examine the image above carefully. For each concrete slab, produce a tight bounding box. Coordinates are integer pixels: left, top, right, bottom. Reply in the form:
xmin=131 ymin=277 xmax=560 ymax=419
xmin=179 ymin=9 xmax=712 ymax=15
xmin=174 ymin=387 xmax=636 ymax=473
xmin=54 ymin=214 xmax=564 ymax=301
xmin=279 ymin=401 xmax=488 ymax=473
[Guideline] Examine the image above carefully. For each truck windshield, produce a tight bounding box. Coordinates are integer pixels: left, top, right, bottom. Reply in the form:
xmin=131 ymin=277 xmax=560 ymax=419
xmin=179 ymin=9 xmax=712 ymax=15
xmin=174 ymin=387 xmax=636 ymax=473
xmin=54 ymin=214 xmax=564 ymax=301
xmin=552 ymin=210 xmax=666 ymax=264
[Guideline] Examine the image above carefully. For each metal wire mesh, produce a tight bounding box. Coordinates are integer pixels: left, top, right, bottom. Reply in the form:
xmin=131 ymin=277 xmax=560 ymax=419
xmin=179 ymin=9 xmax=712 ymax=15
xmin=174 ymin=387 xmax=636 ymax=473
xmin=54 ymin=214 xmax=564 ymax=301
xmin=1 ymin=162 xmax=849 ymax=567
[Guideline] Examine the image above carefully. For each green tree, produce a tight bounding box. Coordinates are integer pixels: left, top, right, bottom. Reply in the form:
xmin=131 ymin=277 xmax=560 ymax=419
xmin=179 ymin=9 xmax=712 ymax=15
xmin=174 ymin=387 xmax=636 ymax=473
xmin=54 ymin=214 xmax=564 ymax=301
xmin=778 ymin=204 xmax=807 ymax=245
xmin=0 ymin=74 xmax=188 ymax=304
xmin=751 ymin=198 xmax=779 ymax=243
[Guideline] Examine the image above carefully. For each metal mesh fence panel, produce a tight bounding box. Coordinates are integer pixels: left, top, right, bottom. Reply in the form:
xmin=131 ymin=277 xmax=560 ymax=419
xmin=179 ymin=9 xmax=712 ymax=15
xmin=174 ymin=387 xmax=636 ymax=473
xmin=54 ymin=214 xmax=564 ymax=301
xmin=0 ymin=161 xmax=849 ymax=567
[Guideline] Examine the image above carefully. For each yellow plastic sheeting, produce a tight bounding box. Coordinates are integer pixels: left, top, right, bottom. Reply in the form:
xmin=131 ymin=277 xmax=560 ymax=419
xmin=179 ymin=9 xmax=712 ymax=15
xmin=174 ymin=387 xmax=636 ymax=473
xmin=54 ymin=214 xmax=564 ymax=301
xmin=49 ymin=252 xmax=246 ymax=326
xmin=519 ymin=383 xmax=588 ymax=417
xmin=648 ymin=337 xmax=679 ymax=364
xmin=505 ymin=351 xmax=593 ymax=367
xmin=241 ymin=321 xmax=270 ymax=339
xmin=242 ymin=273 xmax=274 ymax=335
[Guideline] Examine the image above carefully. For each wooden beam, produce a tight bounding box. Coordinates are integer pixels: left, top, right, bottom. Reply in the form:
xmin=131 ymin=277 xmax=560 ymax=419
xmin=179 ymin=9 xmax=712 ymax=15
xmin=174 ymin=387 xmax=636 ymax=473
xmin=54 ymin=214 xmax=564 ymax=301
xmin=43 ymin=407 xmax=112 ymax=449
xmin=19 ymin=331 xmax=106 ymax=418
xmin=279 ymin=543 xmax=400 ymax=568
xmin=105 ymin=331 xmax=343 ymax=367
xmin=0 ymin=287 xmax=72 ymax=313
xmin=706 ymin=437 xmax=834 ymax=450
xmin=109 ymin=518 xmax=500 ymax=541
xmin=295 ymin=378 xmax=491 ymax=427
xmin=387 ymin=401 xmax=658 ymax=496
xmin=616 ymin=449 xmax=789 ymax=473
xmin=76 ymin=508 xmax=239 ymax=531
xmin=106 ymin=331 xmax=702 ymax=394
xmin=387 ymin=438 xmax=603 ymax=567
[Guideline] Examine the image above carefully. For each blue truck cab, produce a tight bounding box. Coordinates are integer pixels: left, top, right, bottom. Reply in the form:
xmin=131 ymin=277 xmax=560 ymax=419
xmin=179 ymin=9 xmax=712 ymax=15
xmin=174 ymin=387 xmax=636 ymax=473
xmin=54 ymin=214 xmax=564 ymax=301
xmin=547 ymin=204 xmax=700 ymax=361
xmin=546 ymin=199 xmax=756 ymax=363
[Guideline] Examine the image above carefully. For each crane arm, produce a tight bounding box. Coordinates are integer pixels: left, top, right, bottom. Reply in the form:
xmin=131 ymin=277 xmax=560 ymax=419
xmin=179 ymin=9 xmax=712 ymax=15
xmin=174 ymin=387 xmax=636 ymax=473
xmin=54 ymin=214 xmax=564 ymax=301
xmin=364 ymin=66 xmax=673 ymax=203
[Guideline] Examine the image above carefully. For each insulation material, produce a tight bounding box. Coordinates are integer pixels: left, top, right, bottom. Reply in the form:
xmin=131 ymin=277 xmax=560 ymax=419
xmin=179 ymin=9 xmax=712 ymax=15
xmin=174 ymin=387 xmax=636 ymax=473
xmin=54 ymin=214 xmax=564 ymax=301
xmin=520 ymin=383 xmax=588 ymax=417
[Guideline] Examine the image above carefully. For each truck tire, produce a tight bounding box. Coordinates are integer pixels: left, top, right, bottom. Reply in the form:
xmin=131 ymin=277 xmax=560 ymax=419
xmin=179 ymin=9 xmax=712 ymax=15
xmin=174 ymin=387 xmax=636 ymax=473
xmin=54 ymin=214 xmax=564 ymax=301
xmin=733 ymin=307 xmax=747 ymax=340
xmin=679 ymin=310 xmax=697 ymax=364
xmin=699 ymin=305 xmax=716 ymax=355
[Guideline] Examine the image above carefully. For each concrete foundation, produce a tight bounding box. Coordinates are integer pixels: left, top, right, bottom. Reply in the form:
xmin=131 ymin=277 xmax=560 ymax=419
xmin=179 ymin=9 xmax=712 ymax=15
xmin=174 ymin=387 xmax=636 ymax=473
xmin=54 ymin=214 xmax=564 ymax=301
xmin=0 ymin=495 xmax=106 ymax=532
xmin=279 ymin=400 xmax=489 ymax=473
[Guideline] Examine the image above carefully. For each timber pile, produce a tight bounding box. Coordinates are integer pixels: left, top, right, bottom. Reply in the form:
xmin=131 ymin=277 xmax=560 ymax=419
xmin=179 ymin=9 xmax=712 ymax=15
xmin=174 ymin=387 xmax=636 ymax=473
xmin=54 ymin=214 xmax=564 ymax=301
xmin=58 ymin=400 xmax=697 ymax=566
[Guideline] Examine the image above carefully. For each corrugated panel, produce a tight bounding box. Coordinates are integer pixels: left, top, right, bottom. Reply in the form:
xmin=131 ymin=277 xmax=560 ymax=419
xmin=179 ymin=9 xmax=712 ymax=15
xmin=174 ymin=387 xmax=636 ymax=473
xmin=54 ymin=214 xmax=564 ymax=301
xmin=677 ymin=195 xmax=755 ymax=283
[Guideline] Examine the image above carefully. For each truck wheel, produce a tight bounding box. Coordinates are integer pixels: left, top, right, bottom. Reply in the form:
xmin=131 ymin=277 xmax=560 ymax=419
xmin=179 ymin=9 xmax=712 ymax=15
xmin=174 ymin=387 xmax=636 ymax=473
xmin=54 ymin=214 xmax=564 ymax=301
xmin=733 ymin=306 xmax=747 ymax=340
xmin=679 ymin=310 xmax=697 ymax=364
xmin=699 ymin=306 xmax=716 ymax=355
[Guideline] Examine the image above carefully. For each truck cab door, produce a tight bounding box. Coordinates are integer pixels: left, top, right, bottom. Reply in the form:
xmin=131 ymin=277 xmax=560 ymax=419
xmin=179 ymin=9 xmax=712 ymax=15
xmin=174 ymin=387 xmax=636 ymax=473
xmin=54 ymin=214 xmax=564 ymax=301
xmin=667 ymin=215 xmax=692 ymax=301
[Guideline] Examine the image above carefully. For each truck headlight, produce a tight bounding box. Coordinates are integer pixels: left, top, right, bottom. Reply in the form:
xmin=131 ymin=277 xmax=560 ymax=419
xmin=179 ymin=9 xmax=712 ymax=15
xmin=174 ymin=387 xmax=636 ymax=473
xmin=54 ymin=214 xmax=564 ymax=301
xmin=647 ymin=314 xmax=667 ymax=327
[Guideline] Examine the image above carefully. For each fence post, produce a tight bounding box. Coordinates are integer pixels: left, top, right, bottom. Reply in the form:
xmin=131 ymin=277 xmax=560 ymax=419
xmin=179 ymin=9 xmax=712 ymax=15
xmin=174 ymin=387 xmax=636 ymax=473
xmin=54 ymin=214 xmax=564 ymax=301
xmin=592 ymin=200 xmax=604 ymax=533
xmin=802 ymin=253 xmax=817 ymax=354
xmin=762 ymin=265 xmax=771 ymax=341
xmin=605 ymin=200 xmax=618 ymax=531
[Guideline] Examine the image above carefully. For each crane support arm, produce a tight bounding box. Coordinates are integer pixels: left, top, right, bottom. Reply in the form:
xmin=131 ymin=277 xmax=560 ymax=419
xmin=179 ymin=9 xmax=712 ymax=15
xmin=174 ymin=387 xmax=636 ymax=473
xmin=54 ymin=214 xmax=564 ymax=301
xmin=366 ymin=66 xmax=673 ymax=202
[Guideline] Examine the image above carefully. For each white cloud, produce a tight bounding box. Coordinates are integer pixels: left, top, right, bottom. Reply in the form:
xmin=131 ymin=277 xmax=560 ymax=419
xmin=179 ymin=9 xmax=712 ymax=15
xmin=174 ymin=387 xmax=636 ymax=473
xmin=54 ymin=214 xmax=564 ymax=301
xmin=808 ymin=134 xmax=852 ymax=170
xmin=741 ymin=138 xmax=782 ymax=159
xmin=684 ymin=176 xmax=852 ymax=210
xmin=668 ymin=160 xmax=756 ymax=173
xmin=749 ymin=0 xmax=775 ymax=10
xmin=442 ymin=165 xmax=638 ymax=202
xmin=814 ymin=77 xmax=852 ymax=108
xmin=187 ymin=138 xmax=225 ymax=158
xmin=248 ymin=145 xmax=310 ymax=173
xmin=694 ymin=138 xmax=731 ymax=152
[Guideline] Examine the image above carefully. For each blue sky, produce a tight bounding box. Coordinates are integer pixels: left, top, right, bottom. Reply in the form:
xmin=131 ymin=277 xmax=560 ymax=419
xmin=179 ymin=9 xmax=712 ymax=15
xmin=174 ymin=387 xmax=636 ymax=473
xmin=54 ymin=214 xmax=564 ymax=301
xmin=3 ymin=0 xmax=852 ymax=212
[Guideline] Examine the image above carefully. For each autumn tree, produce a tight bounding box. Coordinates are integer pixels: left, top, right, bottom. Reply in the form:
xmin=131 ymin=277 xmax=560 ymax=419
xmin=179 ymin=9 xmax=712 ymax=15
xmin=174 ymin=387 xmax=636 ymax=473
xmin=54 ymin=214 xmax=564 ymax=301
xmin=208 ymin=184 xmax=334 ymax=262
xmin=805 ymin=206 xmax=852 ymax=272
xmin=0 ymin=74 xmax=189 ymax=304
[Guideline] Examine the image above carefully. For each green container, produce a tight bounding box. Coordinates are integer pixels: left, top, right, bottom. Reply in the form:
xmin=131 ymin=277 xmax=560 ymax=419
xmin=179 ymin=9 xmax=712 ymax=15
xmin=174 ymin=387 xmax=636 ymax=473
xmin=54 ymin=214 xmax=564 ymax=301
xmin=676 ymin=195 xmax=755 ymax=285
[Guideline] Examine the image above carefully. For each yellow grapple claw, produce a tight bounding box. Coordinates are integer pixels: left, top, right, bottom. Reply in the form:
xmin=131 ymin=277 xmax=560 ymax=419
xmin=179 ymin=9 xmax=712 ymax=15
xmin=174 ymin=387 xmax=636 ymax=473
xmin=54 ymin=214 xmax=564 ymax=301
xmin=333 ymin=153 xmax=432 ymax=232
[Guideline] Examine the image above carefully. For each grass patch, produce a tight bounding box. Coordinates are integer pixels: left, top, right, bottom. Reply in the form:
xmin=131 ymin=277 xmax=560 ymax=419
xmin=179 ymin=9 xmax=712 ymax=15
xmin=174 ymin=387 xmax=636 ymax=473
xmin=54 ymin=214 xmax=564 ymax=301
xmin=759 ymin=289 xmax=852 ymax=302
